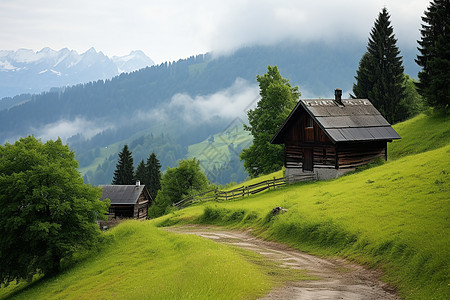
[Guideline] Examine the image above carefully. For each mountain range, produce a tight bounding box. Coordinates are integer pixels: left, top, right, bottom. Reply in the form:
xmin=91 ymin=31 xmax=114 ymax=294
xmin=0 ymin=47 xmax=154 ymax=98
xmin=0 ymin=40 xmax=421 ymax=185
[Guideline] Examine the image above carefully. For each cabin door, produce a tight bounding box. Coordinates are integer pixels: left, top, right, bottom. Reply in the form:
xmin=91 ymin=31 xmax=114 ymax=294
xmin=303 ymin=148 xmax=313 ymax=172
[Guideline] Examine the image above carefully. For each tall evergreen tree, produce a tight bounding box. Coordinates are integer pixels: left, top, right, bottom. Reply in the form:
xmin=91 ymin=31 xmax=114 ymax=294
xmin=416 ymin=0 xmax=450 ymax=110
xmin=134 ymin=159 xmax=148 ymax=184
xmin=352 ymin=7 xmax=406 ymax=123
xmin=240 ymin=65 xmax=300 ymax=177
xmin=112 ymin=144 xmax=134 ymax=185
xmin=352 ymin=52 xmax=372 ymax=99
xmin=146 ymin=152 xmax=161 ymax=200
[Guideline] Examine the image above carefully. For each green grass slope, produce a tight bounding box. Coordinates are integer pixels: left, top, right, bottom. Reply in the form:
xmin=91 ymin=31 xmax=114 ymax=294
xmin=388 ymin=112 xmax=449 ymax=160
xmin=1 ymin=221 xmax=306 ymax=300
xmin=187 ymin=125 xmax=251 ymax=175
xmin=2 ymin=114 xmax=448 ymax=299
xmin=157 ymin=113 xmax=450 ymax=299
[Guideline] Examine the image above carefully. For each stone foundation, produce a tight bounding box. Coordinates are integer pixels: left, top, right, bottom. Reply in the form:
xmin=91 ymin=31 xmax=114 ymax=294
xmin=285 ymin=167 xmax=355 ymax=183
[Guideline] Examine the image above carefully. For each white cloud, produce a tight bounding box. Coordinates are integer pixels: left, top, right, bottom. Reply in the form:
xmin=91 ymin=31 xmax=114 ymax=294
xmin=32 ymin=117 xmax=114 ymax=142
xmin=134 ymin=78 xmax=258 ymax=125
xmin=0 ymin=0 xmax=429 ymax=63
xmin=168 ymin=78 xmax=259 ymax=123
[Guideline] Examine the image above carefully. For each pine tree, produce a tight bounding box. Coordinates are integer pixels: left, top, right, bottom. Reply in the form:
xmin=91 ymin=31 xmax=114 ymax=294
xmin=112 ymin=144 xmax=134 ymax=185
xmin=416 ymin=0 xmax=450 ymax=110
xmin=351 ymin=52 xmax=372 ymax=99
xmin=134 ymin=159 xmax=148 ymax=184
xmin=146 ymin=152 xmax=161 ymax=200
xmin=352 ymin=7 xmax=406 ymax=123
xmin=240 ymin=65 xmax=300 ymax=177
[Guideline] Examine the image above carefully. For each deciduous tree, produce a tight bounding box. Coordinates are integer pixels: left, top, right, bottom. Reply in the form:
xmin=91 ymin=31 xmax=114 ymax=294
xmin=149 ymin=158 xmax=208 ymax=217
xmin=240 ymin=65 xmax=299 ymax=177
xmin=0 ymin=136 xmax=109 ymax=285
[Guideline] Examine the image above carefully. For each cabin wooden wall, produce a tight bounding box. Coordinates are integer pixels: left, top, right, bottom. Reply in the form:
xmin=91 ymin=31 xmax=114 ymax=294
xmin=134 ymin=202 xmax=148 ymax=220
xmin=284 ymin=111 xmax=335 ymax=169
xmin=285 ymin=111 xmax=331 ymax=145
xmin=110 ymin=205 xmax=134 ymax=218
xmin=283 ymin=110 xmax=388 ymax=171
xmin=133 ymin=192 xmax=149 ymax=220
xmin=336 ymin=142 xmax=387 ymax=169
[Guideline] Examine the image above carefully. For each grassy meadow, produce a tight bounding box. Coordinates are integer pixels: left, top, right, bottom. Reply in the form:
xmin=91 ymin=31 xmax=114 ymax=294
xmin=1 ymin=221 xmax=306 ymax=299
xmin=156 ymin=113 xmax=450 ymax=299
xmin=1 ymin=113 xmax=448 ymax=299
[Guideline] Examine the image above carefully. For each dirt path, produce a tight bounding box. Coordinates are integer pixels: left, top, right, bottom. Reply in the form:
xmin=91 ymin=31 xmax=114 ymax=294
xmin=167 ymin=225 xmax=399 ymax=300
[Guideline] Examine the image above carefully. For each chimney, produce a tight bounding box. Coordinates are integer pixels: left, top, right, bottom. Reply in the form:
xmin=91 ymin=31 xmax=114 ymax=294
xmin=136 ymin=180 xmax=140 ymax=187
xmin=334 ymin=88 xmax=343 ymax=105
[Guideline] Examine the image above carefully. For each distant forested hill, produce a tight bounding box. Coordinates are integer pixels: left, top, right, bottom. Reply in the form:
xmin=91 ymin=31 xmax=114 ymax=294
xmin=0 ymin=41 xmax=420 ymax=185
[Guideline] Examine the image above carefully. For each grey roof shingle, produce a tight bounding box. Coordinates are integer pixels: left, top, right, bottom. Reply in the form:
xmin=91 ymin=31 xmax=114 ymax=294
xmin=271 ymin=98 xmax=401 ymax=144
xmin=100 ymin=185 xmax=148 ymax=205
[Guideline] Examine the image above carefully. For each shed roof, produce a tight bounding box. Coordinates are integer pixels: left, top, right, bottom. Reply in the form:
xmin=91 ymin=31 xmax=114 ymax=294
xmin=271 ymin=98 xmax=401 ymax=144
xmin=100 ymin=184 xmax=149 ymax=205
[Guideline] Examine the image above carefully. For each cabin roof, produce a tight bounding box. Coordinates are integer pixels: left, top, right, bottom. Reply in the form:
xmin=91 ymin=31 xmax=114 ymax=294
xmin=271 ymin=98 xmax=401 ymax=144
xmin=100 ymin=184 xmax=150 ymax=205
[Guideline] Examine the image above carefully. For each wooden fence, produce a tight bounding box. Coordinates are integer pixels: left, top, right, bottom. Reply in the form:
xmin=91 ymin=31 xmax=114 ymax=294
xmin=173 ymin=177 xmax=287 ymax=208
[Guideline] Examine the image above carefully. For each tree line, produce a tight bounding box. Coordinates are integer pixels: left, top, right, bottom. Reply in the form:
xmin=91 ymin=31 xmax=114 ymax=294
xmin=111 ymin=145 xmax=162 ymax=201
xmin=111 ymin=144 xmax=210 ymax=218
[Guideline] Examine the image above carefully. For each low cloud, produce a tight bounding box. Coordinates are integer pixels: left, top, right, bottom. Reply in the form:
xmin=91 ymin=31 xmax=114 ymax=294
xmin=32 ymin=117 xmax=114 ymax=142
xmin=136 ymin=78 xmax=259 ymax=125
xmin=169 ymin=78 xmax=259 ymax=123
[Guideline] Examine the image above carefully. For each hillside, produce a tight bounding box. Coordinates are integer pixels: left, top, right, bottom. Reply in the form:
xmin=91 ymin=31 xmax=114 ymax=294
xmin=186 ymin=123 xmax=252 ymax=185
xmin=0 ymin=41 xmax=421 ymax=186
xmin=156 ymin=113 xmax=450 ymax=299
xmin=0 ymin=221 xmax=295 ymax=299
xmin=2 ymin=112 xmax=447 ymax=299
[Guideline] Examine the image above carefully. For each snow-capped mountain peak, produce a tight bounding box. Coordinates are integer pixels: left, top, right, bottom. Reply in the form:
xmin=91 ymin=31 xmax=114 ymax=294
xmin=112 ymin=50 xmax=155 ymax=73
xmin=0 ymin=47 xmax=155 ymax=98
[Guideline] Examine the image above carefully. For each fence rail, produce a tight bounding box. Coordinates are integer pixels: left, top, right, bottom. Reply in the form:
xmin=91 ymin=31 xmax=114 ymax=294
xmin=173 ymin=172 xmax=317 ymax=208
xmin=173 ymin=176 xmax=287 ymax=208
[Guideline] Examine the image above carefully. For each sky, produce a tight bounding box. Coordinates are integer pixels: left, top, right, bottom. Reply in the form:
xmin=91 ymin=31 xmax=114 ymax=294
xmin=0 ymin=0 xmax=429 ymax=64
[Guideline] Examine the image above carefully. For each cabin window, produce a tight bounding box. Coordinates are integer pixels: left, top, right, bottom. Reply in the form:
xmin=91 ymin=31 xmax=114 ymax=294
xmin=306 ymin=116 xmax=314 ymax=128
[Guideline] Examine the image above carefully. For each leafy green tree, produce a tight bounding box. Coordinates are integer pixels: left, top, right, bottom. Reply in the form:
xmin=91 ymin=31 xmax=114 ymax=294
xmin=146 ymin=152 xmax=161 ymax=200
xmin=416 ymin=0 xmax=450 ymax=110
xmin=134 ymin=159 xmax=147 ymax=184
xmin=0 ymin=136 xmax=109 ymax=285
xmin=240 ymin=65 xmax=300 ymax=177
xmin=399 ymin=75 xmax=426 ymax=119
xmin=149 ymin=158 xmax=208 ymax=217
xmin=352 ymin=7 xmax=406 ymax=123
xmin=112 ymin=144 xmax=134 ymax=185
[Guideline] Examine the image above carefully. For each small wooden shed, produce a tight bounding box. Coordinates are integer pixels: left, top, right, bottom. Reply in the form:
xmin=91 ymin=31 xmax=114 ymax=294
xmin=271 ymin=89 xmax=401 ymax=182
xmin=100 ymin=181 xmax=151 ymax=220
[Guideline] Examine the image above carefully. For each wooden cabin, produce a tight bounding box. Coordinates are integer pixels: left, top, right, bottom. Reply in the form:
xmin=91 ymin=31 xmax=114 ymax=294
xmin=100 ymin=181 xmax=151 ymax=220
xmin=271 ymin=89 xmax=401 ymax=182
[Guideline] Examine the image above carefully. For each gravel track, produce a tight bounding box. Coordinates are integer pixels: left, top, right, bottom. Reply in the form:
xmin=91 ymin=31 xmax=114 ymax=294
xmin=167 ymin=225 xmax=399 ymax=300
